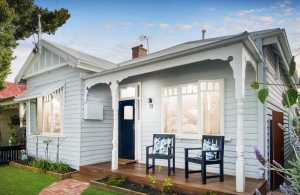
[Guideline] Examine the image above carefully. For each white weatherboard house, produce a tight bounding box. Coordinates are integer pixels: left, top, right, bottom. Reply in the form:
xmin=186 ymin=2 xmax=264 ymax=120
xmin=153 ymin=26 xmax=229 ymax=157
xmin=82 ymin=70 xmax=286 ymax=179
xmin=15 ymin=28 xmax=296 ymax=192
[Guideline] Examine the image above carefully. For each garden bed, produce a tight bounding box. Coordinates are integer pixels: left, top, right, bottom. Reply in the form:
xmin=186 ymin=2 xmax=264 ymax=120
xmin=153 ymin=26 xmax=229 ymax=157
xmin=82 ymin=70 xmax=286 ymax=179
xmin=9 ymin=161 xmax=77 ymax=180
xmin=91 ymin=176 xmax=191 ymax=195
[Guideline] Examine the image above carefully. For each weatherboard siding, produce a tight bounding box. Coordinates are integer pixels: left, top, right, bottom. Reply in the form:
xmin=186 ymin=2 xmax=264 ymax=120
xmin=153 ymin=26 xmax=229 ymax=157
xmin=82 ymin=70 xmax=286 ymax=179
xmin=80 ymin=84 xmax=113 ymax=165
xmin=26 ymin=66 xmax=82 ymax=169
xmin=121 ymin=60 xmax=261 ymax=179
xmin=263 ymin=47 xmax=292 ymax=166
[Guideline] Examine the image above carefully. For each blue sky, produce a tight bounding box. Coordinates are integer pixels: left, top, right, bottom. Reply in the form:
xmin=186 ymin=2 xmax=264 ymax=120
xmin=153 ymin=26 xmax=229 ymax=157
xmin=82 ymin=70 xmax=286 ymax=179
xmin=8 ymin=0 xmax=300 ymax=81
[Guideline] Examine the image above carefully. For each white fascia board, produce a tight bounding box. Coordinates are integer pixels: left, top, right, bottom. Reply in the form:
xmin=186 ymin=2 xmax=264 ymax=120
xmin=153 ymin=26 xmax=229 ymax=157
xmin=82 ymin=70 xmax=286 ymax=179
xmin=274 ymin=37 xmax=297 ymax=84
xmin=263 ymin=35 xmax=297 ymax=84
xmin=243 ymin=36 xmax=264 ymax=63
xmin=22 ymin=63 xmax=68 ymax=80
xmin=15 ymin=51 xmax=36 ymax=83
xmin=77 ymin=61 xmax=104 ymax=73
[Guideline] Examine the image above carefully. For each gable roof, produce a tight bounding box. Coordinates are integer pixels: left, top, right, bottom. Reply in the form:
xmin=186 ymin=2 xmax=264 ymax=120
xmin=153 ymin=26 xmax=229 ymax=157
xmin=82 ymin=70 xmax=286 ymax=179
xmin=85 ymin=28 xmax=294 ymax=81
xmin=16 ymin=39 xmax=116 ymax=82
xmin=0 ymin=82 xmax=26 ymax=101
xmin=41 ymin=40 xmax=115 ymax=70
xmin=119 ymin=28 xmax=286 ymax=67
xmin=85 ymin=30 xmax=263 ymax=80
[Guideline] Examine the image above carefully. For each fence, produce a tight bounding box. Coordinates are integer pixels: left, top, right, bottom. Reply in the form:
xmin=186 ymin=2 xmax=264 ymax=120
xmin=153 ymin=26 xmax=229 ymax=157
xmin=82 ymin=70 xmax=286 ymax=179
xmin=0 ymin=145 xmax=25 ymax=164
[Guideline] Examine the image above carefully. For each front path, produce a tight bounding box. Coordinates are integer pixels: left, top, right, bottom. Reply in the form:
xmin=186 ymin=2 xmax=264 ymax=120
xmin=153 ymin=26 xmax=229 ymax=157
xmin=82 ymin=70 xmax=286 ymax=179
xmin=39 ymin=178 xmax=89 ymax=195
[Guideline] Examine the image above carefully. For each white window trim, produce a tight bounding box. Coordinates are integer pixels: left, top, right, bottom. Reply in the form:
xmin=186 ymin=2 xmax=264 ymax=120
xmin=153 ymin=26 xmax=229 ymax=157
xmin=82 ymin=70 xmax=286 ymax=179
xmin=160 ymin=79 xmax=224 ymax=140
xmin=36 ymin=88 xmax=64 ymax=137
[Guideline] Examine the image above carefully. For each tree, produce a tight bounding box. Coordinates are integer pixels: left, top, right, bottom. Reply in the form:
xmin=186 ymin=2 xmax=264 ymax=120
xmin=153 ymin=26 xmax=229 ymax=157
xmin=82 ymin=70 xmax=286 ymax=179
xmin=0 ymin=0 xmax=70 ymax=88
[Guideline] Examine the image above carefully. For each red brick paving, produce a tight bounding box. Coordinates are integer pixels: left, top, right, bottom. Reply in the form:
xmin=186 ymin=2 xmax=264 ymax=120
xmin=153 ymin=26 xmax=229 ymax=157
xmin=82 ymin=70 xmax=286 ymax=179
xmin=39 ymin=179 xmax=89 ymax=195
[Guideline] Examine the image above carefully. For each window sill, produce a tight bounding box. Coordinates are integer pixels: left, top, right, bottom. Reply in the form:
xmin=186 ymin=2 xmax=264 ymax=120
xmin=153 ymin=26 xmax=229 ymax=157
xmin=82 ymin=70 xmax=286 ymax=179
xmin=31 ymin=134 xmax=65 ymax=138
xmin=176 ymin=134 xmax=202 ymax=140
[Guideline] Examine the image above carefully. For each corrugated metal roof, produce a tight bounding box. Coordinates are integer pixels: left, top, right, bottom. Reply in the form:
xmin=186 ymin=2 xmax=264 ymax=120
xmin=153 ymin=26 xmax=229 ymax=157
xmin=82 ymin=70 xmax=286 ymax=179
xmin=118 ymin=28 xmax=281 ymax=67
xmin=0 ymin=82 xmax=26 ymax=101
xmin=41 ymin=39 xmax=116 ymax=70
xmin=119 ymin=34 xmax=239 ymax=66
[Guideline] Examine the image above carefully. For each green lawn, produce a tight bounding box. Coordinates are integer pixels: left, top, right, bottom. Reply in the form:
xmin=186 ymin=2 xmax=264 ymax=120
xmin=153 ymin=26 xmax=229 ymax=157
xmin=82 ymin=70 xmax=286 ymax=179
xmin=0 ymin=165 xmax=57 ymax=195
xmin=0 ymin=165 xmax=118 ymax=195
xmin=81 ymin=187 xmax=119 ymax=195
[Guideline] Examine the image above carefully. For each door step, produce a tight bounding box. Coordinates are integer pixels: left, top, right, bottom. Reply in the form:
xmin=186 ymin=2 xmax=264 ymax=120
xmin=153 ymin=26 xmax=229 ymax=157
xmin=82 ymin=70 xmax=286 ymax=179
xmin=118 ymin=159 xmax=137 ymax=165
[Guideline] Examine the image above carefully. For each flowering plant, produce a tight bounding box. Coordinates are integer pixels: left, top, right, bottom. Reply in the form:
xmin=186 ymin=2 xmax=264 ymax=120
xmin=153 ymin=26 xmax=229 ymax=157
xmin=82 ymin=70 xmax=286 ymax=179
xmin=255 ymin=123 xmax=300 ymax=195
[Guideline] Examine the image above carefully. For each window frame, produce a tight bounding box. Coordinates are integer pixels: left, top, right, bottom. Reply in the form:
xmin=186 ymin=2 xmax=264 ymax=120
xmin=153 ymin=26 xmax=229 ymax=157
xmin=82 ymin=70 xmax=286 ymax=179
xmin=161 ymin=79 xmax=224 ymax=139
xmin=33 ymin=89 xmax=64 ymax=137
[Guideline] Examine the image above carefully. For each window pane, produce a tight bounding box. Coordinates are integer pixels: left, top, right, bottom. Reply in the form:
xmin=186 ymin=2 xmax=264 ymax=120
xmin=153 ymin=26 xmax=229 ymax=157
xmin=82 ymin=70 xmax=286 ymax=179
xmin=182 ymin=94 xmax=198 ymax=133
xmin=200 ymin=82 xmax=206 ymax=91
xmin=120 ymin=86 xmax=136 ymax=99
xmin=163 ymin=96 xmax=177 ymax=133
xmin=43 ymin=99 xmax=51 ymax=133
xmin=202 ymin=90 xmax=220 ymax=135
xmin=124 ymin=106 xmax=134 ymax=120
xmin=52 ymin=95 xmax=61 ymax=133
xmin=37 ymin=97 xmax=43 ymax=133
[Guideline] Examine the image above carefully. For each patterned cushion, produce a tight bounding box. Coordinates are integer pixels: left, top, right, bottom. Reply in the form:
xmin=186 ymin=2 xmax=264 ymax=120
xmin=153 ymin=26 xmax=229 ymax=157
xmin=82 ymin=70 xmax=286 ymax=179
xmin=153 ymin=137 xmax=173 ymax=155
xmin=202 ymin=138 xmax=220 ymax=160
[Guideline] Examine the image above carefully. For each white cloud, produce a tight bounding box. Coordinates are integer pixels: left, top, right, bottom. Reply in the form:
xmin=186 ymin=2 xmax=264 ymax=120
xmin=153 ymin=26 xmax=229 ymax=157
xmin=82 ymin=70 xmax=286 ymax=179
xmin=159 ymin=23 xmax=172 ymax=29
xmin=237 ymin=9 xmax=256 ymax=16
xmin=174 ymin=24 xmax=193 ymax=30
xmin=144 ymin=23 xmax=155 ymax=28
xmin=101 ymin=22 xmax=132 ymax=30
xmin=258 ymin=16 xmax=274 ymax=24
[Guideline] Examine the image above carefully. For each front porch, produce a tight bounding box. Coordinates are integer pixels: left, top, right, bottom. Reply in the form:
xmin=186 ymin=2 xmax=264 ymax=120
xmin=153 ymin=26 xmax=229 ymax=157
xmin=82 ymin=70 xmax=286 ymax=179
xmin=83 ymin=40 xmax=265 ymax=193
xmin=80 ymin=162 xmax=267 ymax=195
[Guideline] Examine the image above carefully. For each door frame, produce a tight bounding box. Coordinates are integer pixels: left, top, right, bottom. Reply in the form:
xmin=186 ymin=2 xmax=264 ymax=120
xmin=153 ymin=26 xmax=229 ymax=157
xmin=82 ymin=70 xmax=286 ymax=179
xmin=119 ymin=82 xmax=141 ymax=161
xmin=269 ymin=110 xmax=284 ymax=190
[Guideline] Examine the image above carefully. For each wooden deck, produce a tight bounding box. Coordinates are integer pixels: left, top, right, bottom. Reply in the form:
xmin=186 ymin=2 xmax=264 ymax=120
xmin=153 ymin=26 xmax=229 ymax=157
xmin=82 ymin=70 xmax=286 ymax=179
xmin=80 ymin=162 xmax=267 ymax=195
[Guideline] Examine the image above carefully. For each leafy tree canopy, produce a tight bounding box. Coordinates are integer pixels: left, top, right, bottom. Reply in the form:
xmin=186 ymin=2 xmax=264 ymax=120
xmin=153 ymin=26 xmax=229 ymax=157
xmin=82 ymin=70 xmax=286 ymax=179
xmin=0 ymin=0 xmax=70 ymax=88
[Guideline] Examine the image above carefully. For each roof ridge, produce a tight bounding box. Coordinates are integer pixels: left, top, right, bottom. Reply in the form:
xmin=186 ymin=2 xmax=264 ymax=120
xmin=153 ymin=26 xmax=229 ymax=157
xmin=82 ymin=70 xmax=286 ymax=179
xmin=118 ymin=31 xmax=247 ymax=65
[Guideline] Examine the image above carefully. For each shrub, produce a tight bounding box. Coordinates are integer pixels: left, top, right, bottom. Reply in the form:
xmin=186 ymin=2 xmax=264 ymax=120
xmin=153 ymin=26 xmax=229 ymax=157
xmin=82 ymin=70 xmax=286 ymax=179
xmin=30 ymin=160 xmax=51 ymax=171
xmin=105 ymin=175 xmax=127 ymax=186
xmin=28 ymin=159 xmax=71 ymax=173
xmin=161 ymin=176 xmax=173 ymax=193
xmin=146 ymin=166 xmax=174 ymax=194
xmin=49 ymin=162 xmax=70 ymax=173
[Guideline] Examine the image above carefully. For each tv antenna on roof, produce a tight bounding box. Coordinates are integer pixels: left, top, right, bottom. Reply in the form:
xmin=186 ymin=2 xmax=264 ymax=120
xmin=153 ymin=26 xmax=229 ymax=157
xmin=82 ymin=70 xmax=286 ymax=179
xmin=38 ymin=14 xmax=42 ymax=53
xmin=139 ymin=35 xmax=150 ymax=53
xmin=33 ymin=14 xmax=42 ymax=53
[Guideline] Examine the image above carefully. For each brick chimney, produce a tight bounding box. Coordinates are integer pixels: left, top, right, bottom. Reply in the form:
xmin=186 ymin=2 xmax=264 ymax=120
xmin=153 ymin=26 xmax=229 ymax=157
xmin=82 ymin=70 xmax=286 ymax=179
xmin=132 ymin=44 xmax=147 ymax=59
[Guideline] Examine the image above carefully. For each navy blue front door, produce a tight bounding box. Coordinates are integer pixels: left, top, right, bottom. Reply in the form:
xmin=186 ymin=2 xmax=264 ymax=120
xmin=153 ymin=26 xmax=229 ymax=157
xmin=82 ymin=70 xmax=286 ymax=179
xmin=119 ymin=100 xmax=135 ymax=159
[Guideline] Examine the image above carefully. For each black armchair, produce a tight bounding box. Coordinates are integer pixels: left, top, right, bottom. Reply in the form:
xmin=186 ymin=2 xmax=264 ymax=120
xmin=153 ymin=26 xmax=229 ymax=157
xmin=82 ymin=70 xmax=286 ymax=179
xmin=146 ymin=134 xmax=175 ymax=176
xmin=185 ymin=135 xmax=224 ymax=184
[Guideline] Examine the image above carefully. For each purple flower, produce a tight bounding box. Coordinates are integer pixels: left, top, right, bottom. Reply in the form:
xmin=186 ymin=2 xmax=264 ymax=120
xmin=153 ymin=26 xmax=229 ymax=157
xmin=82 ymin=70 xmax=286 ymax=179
xmin=254 ymin=147 xmax=266 ymax=166
xmin=280 ymin=182 xmax=294 ymax=195
xmin=255 ymin=189 xmax=262 ymax=195
xmin=272 ymin=160 xmax=283 ymax=169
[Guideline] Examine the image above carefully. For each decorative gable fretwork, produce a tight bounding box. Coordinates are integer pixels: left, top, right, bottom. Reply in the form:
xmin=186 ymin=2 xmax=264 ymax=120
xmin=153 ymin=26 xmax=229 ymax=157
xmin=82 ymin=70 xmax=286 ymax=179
xmin=24 ymin=47 xmax=66 ymax=77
